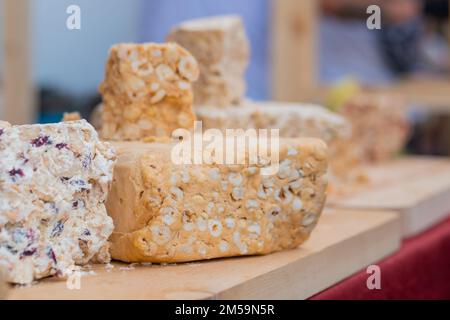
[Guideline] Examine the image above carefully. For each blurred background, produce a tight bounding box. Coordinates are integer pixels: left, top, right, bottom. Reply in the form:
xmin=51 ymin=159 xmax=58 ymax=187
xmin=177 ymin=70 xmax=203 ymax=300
xmin=0 ymin=0 xmax=449 ymax=154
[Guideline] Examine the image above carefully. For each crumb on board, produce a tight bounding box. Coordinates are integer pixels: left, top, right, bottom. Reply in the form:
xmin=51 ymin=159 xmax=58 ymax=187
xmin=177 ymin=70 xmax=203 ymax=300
xmin=80 ymin=270 xmax=97 ymax=277
xmin=119 ymin=263 xmax=138 ymax=271
xmin=104 ymin=263 xmax=115 ymax=272
xmin=116 ymin=262 xmax=159 ymax=272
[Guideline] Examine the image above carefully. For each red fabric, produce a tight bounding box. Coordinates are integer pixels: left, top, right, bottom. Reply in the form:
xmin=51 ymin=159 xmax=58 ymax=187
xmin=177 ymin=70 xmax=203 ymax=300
xmin=310 ymin=216 xmax=450 ymax=300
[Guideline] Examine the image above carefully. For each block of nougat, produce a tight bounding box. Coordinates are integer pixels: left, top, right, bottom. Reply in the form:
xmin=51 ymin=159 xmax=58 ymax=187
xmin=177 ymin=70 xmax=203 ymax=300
xmin=196 ymin=100 xmax=350 ymax=144
xmin=196 ymin=101 xmax=360 ymax=182
xmin=0 ymin=120 xmax=115 ymax=284
xmin=107 ymin=138 xmax=328 ymax=263
xmin=167 ymin=15 xmax=250 ymax=107
xmin=340 ymin=93 xmax=410 ymax=162
xmin=100 ymin=42 xmax=199 ymax=140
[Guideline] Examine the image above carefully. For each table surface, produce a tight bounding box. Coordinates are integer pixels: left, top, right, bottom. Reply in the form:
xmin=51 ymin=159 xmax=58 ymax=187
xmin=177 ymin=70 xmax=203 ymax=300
xmin=8 ymin=157 xmax=450 ymax=300
xmin=329 ymin=156 xmax=450 ymax=237
xmin=311 ymin=215 xmax=450 ymax=300
xmin=8 ymin=208 xmax=400 ymax=300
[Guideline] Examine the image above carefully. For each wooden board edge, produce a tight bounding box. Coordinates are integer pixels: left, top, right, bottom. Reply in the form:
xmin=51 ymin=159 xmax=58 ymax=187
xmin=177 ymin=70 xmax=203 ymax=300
xmin=215 ymin=210 xmax=401 ymax=299
xmin=328 ymin=180 xmax=450 ymax=238
xmin=0 ymin=272 xmax=9 ymax=300
xmin=6 ymin=210 xmax=401 ymax=300
xmin=402 ymin=188 xmax=450 ymax=237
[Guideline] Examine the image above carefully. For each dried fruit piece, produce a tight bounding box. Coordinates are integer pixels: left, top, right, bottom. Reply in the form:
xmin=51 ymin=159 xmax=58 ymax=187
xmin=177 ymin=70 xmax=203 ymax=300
xmin=31 ymin=135 xmax=52 ymax=147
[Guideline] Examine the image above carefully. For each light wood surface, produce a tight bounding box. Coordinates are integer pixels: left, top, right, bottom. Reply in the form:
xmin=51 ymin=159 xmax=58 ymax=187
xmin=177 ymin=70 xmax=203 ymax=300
xmin=2 ymin=0 xmax=34 ymax=124
xmin=8 ymin=208 xmax=400 ymax=300
xmin=370 ymin=79 xmax=450 ymax=112
xmin=0 ymin=272 xmax=8 ymax=300
xmin=329 ymin=157 xmax=450 ymax=237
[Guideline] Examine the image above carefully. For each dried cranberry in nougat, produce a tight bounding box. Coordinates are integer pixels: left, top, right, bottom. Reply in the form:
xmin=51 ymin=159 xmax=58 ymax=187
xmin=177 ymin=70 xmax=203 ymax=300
xmin=0 ymin=120 xmax=116 ymax=284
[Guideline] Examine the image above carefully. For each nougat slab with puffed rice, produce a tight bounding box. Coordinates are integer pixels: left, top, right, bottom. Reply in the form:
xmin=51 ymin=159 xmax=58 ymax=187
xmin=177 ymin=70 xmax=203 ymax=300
xmin=100 ymin=42 xmax=199 ymax=141
xmin=167 ymin=15 xmax=249 ymax=107
xmin=0 ymin=120 xmax=115 ymax=284
xmin=339 ymin=93 xmax=411 ymax=162
xmin=196 ymin=101 xmax=350 ymax=144
xmin=196 ymin=100 xmax=357 ymax=180
xmin=107 ymin=138 xmax=328 ymax=263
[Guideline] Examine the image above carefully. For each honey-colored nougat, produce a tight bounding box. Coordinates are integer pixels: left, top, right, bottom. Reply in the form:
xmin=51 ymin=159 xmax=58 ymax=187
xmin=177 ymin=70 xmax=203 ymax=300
xmin=339 ymin=93 xmax=411 ymax=162
xmin=196 ymin=101 xmax=349 ymax=144
xmin=100 ymin=42 xmax=199 ymax=140
xmin=107 ymin=138 xmax=328 ymax=263
xmin=196 ymin=100 xmax=357 ymax=179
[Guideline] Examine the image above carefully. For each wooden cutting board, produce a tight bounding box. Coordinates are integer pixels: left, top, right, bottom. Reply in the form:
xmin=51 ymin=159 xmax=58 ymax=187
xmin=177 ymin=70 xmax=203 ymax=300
xmin=0 ymin=273 xmax=8 ymax=300
xmin=329 ymin=156 xmax=450 ymax=237
xmin=8 ymin=208 xmax=400 ymax=300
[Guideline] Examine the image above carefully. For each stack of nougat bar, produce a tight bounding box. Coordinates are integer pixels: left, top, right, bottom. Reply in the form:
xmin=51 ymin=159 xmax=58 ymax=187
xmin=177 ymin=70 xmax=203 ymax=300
xmin=99 ymin=40 xmax=329 ymax=263
xmin=0 ymin=41 xmax=328 ymax=283
xmin=167 ymin=16 xmax=355 ymax=180
xmin=168 ymin=15 xmax=411 ymax=180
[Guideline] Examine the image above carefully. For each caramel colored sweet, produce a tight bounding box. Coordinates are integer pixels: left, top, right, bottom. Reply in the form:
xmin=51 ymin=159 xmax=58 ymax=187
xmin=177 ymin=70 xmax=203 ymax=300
xmin=196 ymin=101 xmax=349 ymax=144
xmin=100 ymin=42 xmax=199 ymax=140
xmin=107 ymin=138 xmax=328 ymax=263
xmin=340 ymin=93 xmax=410 ymax=162
xmin=195 ymin=100 xmax=357 ymax=181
